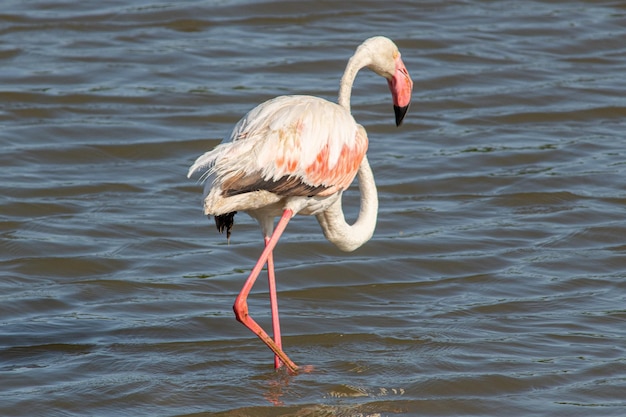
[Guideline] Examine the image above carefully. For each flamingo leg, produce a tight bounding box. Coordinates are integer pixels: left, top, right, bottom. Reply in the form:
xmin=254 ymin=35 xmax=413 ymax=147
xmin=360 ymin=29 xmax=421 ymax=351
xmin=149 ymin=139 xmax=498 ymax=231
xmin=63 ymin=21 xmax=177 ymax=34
xmin=233 ymin=209 xmax=298 ymax=373
xmin=265 ymin=237 xmax=283 ymax=369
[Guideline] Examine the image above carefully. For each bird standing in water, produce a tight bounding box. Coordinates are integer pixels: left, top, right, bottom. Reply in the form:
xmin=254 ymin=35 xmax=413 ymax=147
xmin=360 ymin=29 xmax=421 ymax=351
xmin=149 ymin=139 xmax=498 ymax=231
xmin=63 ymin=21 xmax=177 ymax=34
xmin=188 ymin=36 xmax=413 ymax=373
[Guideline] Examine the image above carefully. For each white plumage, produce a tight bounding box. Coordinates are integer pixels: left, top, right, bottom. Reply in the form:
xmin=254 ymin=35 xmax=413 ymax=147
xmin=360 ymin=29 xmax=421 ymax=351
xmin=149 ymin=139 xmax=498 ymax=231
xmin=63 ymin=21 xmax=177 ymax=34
xmin=188 ymin=95 xmax=366 ymax=218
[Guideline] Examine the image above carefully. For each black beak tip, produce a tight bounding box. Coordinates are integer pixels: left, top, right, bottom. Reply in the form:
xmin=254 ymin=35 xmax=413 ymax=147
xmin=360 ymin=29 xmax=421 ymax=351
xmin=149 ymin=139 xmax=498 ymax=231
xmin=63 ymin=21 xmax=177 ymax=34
xmin=394 ymin=104 xmax=410 ymax=127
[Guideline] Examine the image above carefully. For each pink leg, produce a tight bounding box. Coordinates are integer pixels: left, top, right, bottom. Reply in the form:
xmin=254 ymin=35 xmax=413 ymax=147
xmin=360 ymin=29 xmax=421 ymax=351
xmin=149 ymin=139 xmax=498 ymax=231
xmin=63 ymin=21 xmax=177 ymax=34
xmin=265 ymin=237 xmax=283 ymax=369
xmin=233 ymin=209 xmax=298 ymax=373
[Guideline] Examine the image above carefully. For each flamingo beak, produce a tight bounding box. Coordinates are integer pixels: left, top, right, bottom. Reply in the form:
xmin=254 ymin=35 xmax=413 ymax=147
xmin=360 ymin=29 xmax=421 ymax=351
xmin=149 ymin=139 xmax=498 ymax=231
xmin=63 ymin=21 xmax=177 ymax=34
xmin=394 ymin=104 xmax=409 ymax=127
xmin=388 ymin=55 xmax=413 ymax=126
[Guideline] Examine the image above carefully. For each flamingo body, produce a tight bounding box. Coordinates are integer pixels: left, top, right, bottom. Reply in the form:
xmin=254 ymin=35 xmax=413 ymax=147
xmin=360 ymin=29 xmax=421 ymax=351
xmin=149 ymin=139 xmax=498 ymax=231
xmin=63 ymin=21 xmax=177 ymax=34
xmin=188 ymin=95 xmax=368 ymax=224
xmin=188 ymin=36 xmax=413 ymax=373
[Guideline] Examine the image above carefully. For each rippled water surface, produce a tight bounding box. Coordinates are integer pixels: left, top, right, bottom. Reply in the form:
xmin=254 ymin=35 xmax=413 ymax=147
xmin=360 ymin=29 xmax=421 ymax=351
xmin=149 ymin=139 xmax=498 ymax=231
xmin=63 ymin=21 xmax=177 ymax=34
xmin=2 ymin=1 xmax=625 ymax=416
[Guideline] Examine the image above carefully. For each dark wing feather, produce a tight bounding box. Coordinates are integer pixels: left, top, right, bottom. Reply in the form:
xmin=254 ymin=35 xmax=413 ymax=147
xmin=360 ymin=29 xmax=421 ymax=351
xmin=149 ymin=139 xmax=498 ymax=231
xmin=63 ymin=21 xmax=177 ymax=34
xmin=222 ymin=173 xmax=330 ymax=198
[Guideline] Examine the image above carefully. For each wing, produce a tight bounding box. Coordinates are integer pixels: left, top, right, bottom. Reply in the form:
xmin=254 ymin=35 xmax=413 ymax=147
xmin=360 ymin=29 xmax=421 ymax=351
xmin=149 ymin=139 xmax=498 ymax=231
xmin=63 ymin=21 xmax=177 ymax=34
xmin=188 ymin=95 xmax=368 ymax=199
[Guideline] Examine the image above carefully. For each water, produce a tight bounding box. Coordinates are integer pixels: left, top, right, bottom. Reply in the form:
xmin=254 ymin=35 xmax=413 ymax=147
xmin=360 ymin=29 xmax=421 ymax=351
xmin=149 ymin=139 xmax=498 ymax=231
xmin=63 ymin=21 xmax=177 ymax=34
xmin=1 ymin=1 xmax=625 ymax=415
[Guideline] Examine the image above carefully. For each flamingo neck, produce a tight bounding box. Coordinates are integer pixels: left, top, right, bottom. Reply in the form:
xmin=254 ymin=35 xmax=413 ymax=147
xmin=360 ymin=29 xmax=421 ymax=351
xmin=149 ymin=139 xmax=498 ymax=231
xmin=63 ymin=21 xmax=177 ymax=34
xmin=338 ymin=49 xmax=371 ymax=111
xmin=316 ymin=156 xmax=378 ymax=252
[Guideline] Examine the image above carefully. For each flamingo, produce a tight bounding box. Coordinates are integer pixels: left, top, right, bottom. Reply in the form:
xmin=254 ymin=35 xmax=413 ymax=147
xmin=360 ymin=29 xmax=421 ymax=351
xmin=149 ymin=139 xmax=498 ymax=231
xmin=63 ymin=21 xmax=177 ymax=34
xmin=187 ymin=36 xmax=413 ymax=373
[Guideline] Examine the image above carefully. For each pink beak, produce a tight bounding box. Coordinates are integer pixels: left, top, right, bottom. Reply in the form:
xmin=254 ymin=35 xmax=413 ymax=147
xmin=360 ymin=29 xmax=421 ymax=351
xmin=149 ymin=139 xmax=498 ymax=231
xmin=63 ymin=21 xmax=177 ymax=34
xmin=388 ymin=55 xmax=413 ymax=126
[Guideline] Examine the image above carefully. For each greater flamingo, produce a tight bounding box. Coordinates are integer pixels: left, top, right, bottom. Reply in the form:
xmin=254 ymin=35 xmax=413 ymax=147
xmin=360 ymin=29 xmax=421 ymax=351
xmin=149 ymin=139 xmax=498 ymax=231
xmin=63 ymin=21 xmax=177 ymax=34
xmin=188 ymin=36 xmax=413 ymax=373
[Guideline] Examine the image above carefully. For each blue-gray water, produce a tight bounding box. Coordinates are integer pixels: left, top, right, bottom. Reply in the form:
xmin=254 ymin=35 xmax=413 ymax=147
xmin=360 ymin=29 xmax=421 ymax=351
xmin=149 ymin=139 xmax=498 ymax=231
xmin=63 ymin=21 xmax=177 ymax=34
xmin=1 ymin=1 xmax=625 ymax=416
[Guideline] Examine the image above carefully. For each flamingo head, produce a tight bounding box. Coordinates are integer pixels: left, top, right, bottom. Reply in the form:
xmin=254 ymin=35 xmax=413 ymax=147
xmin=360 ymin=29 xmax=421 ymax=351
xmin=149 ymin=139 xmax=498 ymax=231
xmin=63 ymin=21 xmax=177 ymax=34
xmin=388 ymin=55 xmax=413 ymax=127
xmin=361 ymin=36 xmax=414 ymax=126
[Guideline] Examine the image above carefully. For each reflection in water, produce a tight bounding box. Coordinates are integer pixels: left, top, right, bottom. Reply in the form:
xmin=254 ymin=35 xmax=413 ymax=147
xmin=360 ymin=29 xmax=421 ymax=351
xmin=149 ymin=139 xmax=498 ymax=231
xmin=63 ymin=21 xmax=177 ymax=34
xmin=264 ymin=370 xmax=292 ymax=407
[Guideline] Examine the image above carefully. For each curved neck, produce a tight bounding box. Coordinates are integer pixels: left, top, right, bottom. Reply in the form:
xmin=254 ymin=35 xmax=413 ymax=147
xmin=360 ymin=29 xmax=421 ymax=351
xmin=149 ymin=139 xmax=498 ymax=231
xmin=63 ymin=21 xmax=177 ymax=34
xmin=316 ymin=156 xmax=378 ymax=252
xmin=338 ymin=48 xmax=371 ymax=111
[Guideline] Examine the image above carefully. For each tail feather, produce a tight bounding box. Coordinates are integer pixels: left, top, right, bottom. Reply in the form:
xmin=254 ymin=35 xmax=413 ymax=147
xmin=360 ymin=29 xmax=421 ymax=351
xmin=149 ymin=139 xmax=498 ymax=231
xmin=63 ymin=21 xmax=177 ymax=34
xmin=214 ymin=212 xmax=237 ymax=243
